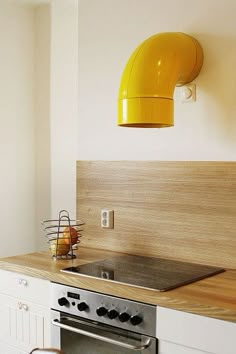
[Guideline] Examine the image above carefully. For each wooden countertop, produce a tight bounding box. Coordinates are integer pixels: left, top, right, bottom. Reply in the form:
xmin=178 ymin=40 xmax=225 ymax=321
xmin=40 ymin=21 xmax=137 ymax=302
xmin=0 ymin=247 xmax=236 ymax=323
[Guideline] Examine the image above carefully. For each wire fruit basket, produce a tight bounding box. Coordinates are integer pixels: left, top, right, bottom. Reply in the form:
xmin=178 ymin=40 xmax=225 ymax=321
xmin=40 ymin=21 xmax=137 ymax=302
xmin=42 ymin=210 xmax=84 ymax=260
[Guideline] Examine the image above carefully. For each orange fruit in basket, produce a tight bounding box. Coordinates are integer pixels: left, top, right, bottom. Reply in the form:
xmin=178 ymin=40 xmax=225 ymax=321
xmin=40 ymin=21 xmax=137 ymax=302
xmin=49 ymin=238 xmax=70 ymax=256
xmin=63 ymin=226 xmax=78 ymax=245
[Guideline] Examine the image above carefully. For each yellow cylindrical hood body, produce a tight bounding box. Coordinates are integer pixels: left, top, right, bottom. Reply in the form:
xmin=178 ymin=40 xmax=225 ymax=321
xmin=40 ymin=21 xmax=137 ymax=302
xmin=117 ymin=32 xmax=203 ymax=127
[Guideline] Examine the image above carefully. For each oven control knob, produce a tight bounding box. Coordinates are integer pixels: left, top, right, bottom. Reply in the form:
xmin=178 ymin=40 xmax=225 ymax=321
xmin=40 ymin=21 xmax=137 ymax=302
xmin=58 ymin=297 xmax=69 ymax=307
xmin=130 ymin=315 xmax=143 ymax=326
xmin=119 ymin=312 xmax=131 ymax=323
xmin=77 ymin=302 xmax=89 ymax=311
xmin=96 ymin=306 xmax=108 ymax=317
xmin=107 ymin=309 xmax=119 ymax=319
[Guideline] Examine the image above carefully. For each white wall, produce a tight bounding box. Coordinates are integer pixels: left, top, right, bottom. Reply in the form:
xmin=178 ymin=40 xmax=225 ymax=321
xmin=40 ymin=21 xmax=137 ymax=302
xmin=35 ymin=4 xmax=51 ymax=251
xmin=4 ymin=0 xmax=236 ymax=255
xmin=0 ymin=1 xmax=78 ymax=255
xmin=0 ymin=2 xmax=36 ymax=256
xmin=34 ymin=0 xmax=79 ymax=251
xmin=34 ymin=0 xmax=78 ymax=250
xmin=78 ymin=0 xmax=236 ymax=161
xmin=50 ymin=0 xmax=78 ymax=221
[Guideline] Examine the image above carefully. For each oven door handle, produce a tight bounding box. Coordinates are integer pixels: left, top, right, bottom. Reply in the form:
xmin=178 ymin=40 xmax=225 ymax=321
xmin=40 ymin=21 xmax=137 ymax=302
xmin=51 ymin=317 xmax=152 ymax=351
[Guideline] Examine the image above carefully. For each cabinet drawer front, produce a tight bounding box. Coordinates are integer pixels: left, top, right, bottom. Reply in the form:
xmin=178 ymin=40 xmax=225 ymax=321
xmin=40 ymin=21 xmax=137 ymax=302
xmin=157 ymin=306 xmax=236 ymax=354
xmin=0 ymin=270 xmax=49 ymax=306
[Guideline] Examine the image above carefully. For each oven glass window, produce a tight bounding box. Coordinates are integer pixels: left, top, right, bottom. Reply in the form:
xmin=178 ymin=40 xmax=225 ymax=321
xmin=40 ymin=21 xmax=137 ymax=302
xmin=60 ymin=317 xmax=156 ymax=354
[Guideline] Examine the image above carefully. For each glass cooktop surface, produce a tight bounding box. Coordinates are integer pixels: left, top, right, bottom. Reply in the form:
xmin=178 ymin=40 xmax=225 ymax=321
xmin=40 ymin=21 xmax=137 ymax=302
xmin=61 ymin=255 xmax=224 ymax=291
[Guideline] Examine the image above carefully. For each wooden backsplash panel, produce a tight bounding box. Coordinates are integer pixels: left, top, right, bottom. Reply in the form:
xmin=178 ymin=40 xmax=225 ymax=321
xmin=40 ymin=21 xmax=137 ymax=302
xmin=76 ymin=161 xmax=236 ymax=269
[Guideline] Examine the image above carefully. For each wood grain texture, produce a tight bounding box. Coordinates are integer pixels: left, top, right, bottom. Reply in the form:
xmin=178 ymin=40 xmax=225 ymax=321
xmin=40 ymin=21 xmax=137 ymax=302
xmin=76 ymin=161 xmax=236 ymax=269
xmin=1 ymin=248 xmax=236 ymax=322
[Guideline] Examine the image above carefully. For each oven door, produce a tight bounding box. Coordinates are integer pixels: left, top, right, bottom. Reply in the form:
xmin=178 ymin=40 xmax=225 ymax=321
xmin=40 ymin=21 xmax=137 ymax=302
xmin=51 ymin=311 xmax=157 ymax=354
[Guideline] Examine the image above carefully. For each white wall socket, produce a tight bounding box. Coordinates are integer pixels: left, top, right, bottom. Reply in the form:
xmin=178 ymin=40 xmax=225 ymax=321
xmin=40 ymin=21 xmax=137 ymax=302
xmin=101 ymin=209 xmax=114 ymax=229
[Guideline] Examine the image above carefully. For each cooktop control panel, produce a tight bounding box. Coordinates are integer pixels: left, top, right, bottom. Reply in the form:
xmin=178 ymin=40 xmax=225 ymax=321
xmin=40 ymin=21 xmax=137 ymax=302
xmin=51 ymin=282 xmax=156 ymax=337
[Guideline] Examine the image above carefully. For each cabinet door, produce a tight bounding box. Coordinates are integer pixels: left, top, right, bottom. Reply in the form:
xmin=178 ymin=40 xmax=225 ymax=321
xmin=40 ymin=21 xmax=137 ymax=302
xmin=159 ymin=340 xmax=212 ymax=354
xmin=0 ymin=293 xmax=51 ymax=352
xmin=0 ymin=341 xmax=26 ymax=354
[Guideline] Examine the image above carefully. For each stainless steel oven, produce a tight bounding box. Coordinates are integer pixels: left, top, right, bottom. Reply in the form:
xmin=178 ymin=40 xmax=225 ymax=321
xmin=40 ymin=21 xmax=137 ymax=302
xmin=51 ymin=283 xmax=157 ymax=353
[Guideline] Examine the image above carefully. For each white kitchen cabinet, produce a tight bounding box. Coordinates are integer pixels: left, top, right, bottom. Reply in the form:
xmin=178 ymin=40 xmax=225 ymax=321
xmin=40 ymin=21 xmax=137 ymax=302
xmin=0 ymin=270 xmax=51 ymax=353
xmin=159 ymin=340 xmax=211 ymax=354
xmin=156 ymin=306 xmax=236 ymax=354
xmin=0 ymin=269 xmax=49 ymax=306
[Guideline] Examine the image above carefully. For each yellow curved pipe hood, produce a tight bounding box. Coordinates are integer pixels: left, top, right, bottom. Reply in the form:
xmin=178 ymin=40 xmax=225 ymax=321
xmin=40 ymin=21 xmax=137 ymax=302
xmin=117 ymin=32 xmax=203 ymax=128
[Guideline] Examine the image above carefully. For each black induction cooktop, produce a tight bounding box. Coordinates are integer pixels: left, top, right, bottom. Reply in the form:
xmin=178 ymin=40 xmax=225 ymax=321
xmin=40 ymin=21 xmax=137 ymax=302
xmin=61 ymin=254 xmax=224 ymax=291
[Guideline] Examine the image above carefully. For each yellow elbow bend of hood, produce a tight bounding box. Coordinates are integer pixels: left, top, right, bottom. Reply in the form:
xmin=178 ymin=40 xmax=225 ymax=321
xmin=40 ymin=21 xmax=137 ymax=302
xmin=117 ymin=32 xmax=203 ymax=128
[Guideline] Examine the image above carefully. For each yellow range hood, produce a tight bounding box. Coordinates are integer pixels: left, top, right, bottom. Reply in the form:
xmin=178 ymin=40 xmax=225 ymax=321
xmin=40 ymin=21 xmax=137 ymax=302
xmin=117 ymin=32 xmax=203 ymax=128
